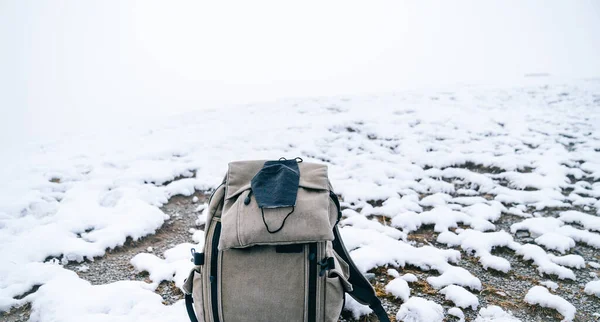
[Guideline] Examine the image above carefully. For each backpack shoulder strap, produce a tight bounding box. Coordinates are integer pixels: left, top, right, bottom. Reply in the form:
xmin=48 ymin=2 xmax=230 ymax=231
xmin=185 ymin=294 xmax=199 ymax=322
xmin=329 ymin=194 xmax=390 ymax=322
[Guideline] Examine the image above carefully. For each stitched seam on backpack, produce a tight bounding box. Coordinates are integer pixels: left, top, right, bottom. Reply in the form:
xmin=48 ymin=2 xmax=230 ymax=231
xmin=236 ymin=194 xmax=243 ymax=247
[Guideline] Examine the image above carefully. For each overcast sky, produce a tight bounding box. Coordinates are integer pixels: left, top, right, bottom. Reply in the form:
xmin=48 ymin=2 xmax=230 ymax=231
xmin=1 ymin=0 xmax=600 ymax=144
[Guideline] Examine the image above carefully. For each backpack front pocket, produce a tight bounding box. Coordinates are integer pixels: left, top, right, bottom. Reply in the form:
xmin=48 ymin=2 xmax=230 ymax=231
xmin=219 ymin=187 xmax=335 ymax=250
xmin=219 ymin=245 xmax=308 ymax=322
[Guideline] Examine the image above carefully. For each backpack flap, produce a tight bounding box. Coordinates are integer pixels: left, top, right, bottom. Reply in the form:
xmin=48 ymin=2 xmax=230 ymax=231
xmin=219 ymin=160 xmax=336 ymax=250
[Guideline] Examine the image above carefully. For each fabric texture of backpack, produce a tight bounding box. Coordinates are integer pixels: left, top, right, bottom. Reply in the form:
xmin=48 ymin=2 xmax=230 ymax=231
xmin=182 ymin=159 xmax=390 ymax=322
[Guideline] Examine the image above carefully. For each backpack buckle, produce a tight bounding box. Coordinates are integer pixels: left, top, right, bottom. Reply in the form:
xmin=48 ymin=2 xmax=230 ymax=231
xmin=318 ymin=257 xmax=336 ymax=277
xmin=190 ymin=248 xmax=204 ymax=265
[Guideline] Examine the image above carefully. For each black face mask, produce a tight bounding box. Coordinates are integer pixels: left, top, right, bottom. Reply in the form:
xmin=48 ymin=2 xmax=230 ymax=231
xmin=250 ymin=159 xmax=300 ymax=209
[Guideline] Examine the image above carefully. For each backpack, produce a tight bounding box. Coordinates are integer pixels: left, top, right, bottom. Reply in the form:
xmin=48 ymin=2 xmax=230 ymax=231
xmin=182 ymin=159 xmax=390 ymax=322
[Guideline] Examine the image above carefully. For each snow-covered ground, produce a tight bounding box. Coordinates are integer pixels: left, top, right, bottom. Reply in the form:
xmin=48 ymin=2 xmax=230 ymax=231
xmin=1 ymin=79 xmax=600 ymax=321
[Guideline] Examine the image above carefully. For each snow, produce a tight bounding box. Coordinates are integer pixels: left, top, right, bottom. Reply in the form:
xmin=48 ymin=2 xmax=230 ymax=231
xmin=401 ymin=273 xmax=419 ymax=283
xmin=396 ymin=297 xmax=444 ymax=322
xmin=589 ymin=262 xmax=600 ymax=269
xmin=448 ymin=307 xmax=465 ymax=321
xmin=1 ymin=80 xmax=600 ymax=320
xmin=385 ymin=278 xmax=410 ymax=302
xmin=437 ymin=229 xmax=515 ymax=273
xmin=387 ymin=268 xmax=400 ymax=278
xmin=391 ymin=206 xmax=495 ymax=234
xmin=515 ymin=244 xmax=578 ymax=280
xmin=28 ymin=274 xmax=185 ymax=322
xmin=584 ymin=281 xmax=600 ymax=298
xmin=462 ymin=203 xmax=502 ymax=223
xmin=130 ymin=242 xmax=202 ymax=288
xmin=559 ymin=210 xmax=600 ymax=232
xmin=474 ymin=305 xmax=521 ymax=322
xmin=534 ymin=232 xmax=575 ymax=254
xmin=427 ymin=266 xmax=482 ymax=291
xmin=439 ymin=285 xmax=479 ymax=310
xmin=343 ymin=295 xmax=372 ymax=319
xmin=77 ymin=264 xmax=89 ymax=273
xmin=339 ymin=225 xmax=462 ymax=275
xmin=510 ymin=214 xmax=600 ymax=252
xmin=363 ymin=195 xmax=423 ymax=218
xmin=539 ymin=280 xmax=559 ymax=291
xmin=341 ymin=212 xmax=406 ymax=240
xmin=524 ymin=286 xmax=576 ymax=321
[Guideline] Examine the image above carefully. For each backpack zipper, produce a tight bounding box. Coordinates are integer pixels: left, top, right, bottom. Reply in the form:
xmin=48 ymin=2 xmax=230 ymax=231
xmin=210 ymin=221 xmax=222 ymax=322
xmin=308 ymin=243 xmax=317 ymax=322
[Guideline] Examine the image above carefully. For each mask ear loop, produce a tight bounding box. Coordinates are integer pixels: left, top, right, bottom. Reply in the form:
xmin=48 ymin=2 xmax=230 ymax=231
xmin=261 ymin=207 xmax=295 ymax=233
xmin=278 ymin=157 xmax=303 ymax=163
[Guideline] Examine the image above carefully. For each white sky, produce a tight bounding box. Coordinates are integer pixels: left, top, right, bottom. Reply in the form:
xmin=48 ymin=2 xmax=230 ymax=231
xmin=1 ymin=0 xmax=600 ymax=145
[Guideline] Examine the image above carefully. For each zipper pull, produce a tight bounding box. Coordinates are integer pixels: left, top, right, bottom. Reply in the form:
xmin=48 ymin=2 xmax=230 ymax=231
xmin=244 ymin=189 xmax=253 ymax=205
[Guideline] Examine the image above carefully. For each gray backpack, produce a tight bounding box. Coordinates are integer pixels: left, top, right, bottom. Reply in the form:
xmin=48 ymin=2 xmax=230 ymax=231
xmin=182 ymin=159 xmax=389 ymax=322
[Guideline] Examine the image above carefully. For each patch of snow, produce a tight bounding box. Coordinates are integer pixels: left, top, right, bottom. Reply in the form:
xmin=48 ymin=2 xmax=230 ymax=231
xmin=387 ymin=268 xmax=400 ymax=278
xmin=194 ymin=203 xmax=207 ymax=213
xmin=420 ymin=193 xmax=452 ymax=207
xmin=343 ymin=295 xmax=372 ymax=319
xmin=195 ymin=205 xmax=209 ymax=226
xmin=447 ymin=307 xmax=465 ymax=322
xmin=558 ymin=225 xmax=600 ymax=249
xmin=539 ymin=280 xmax=559 ymax=291
xmin=511 ymin=215 xmax=600 ymax=252
xmin=191 ymin=230 xmax=205 ymax=244
xmin=533 ymin=232 xmax=575 ymax=254
xmin=588 ymin=262 xmax=600 ymax=269
xmin=130 ymin=242 xmax=202 ymax=288
xmin=511 ymin=217 xmax=563 ymax=238
xmin=427 ymin=266 xmax=482 ymax=291
xmin=515 ymin=244 xmax=577 ymax=280
xmin=385 ymin=278 xmax=410 ymax=302
xmin=27 ymin=271 xmax=185 ymax=322
xmin=547 ymin=254 xmax=585 ymax=269
xmin=505 ymin=206 xmax=532 ymax=218
xmin=401 ymin=273 xmax=418 ymax=283
xmin=474 ymin=305 xmax=521 ymax=322
xmin=451 ymin=196 xmax=488 ymax=206
xmin=463 ymin=203 xmax=502 ymax=222
xmin=438 ymin=229 xmax=515 ymax=272
xmin=584 ymin=280 xmax=600 ymax=298
xmin=364 ymin=195 xmax=423 ymax=218
xmin=396 ymin=297 xmax=444 ymax=322
xmin=391 ymin=206 xmax=494 ymax=234
xmin=524 ymin=286 xmax=576 ymax=321
xmin=439 ymin=285 xmax=479 ymax=310
xmin=340 ymin=226 xmax=461 ymax=274
xmin=419 ymin=178 xmax=456 ymax=194
xmin=341 ymin=214 xmax=406 ymax=240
